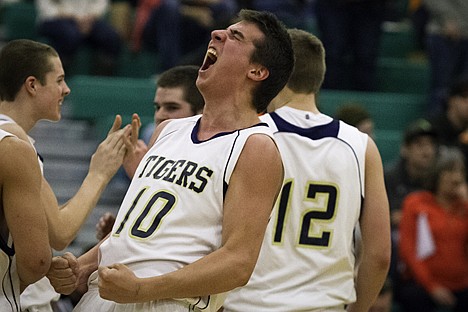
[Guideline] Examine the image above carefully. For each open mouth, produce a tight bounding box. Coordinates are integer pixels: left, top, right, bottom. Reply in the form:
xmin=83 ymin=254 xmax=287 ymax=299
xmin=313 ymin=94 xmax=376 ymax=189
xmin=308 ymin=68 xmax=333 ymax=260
xmin=201 ymin=48 xmax=217 ymax=71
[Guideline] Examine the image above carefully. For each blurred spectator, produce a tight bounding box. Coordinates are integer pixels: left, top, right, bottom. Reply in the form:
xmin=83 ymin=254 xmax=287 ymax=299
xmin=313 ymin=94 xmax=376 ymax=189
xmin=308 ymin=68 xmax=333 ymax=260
xmin=109 ymin=0 xmax=138 ymax=42
xmin=408 ymin=0 xmax=428 ymax=54
xmin=424 ymin=0 xmax=468 ymax=116
xmin=397 ymin=147 xmax=468 ymax=312
xmin=131 ymin=0 xmax=237 ymax=71
xmin=35 ymin=0 xmax=123 ymax=76
xmin=427 ymin=76 xmax=468 ymax=175
xmin=334 ymin=102 xmax=375 ymax=139
xmin=246 ymin=0 xmax=315 ymax=29
xmin=314 ymin=0 xmax=387 ymax=91
xmin=384 ymin=118 xmax=439 ymax=291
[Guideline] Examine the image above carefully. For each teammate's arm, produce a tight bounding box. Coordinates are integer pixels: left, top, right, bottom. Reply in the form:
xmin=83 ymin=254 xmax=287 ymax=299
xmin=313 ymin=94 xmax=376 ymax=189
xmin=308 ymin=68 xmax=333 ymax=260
xmin=41 ymin=116 xmax=130 ymax=250
xmin=97 ymin=134 xmax=283 ymax=303
xmin=1 ymin=137 xmax=52 ymax=290
xmin=47 ymin=120 xmax=173 ymax=294
xmin=347 ymin=138 xmax=391 ymax=312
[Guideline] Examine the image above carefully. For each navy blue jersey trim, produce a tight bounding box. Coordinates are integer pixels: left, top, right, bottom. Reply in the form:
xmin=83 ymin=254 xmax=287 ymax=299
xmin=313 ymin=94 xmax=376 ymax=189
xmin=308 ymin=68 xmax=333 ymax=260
xmin=0 ymin=237 xmax=14 ymax=257
xmin=269 ymin=112 xmax=340 ymax=139
xmin=222 ymin=131 xmax=241 ymax=201
xmin=191 ymin=118 xmax=269 ymax=143
xmin=2 ymin=255 xmax=20 ymax=311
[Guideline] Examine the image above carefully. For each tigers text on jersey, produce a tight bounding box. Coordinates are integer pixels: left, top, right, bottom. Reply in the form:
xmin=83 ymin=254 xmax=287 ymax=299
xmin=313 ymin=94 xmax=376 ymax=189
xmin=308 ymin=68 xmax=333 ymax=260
xmin=224 ymin=106 xmax=368 ymax=312
xmin=98 ymin=115 xmax=275 ymax=311
xmin=0 ymin=129 xmax=21 ymax=312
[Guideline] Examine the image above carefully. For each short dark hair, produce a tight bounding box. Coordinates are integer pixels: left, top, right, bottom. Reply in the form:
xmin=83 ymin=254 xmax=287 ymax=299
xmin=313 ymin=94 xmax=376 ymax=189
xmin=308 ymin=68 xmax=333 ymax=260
xmin=403 ymin=118 xmax=437 ymax=145
xmin=335 ymin=103 xmax=371 ymax=127
xmin=425 ymin=147 xmax=465 ymax=192
xmin=287 ymin=28 xmax=325 ymax=94
xmin=238 ymin=9 xmax=294 ymax=113
xmin=0 ymin=39 xmax=59 ymax=101
xmin=157 ymin=65 xmax=204 ymax=114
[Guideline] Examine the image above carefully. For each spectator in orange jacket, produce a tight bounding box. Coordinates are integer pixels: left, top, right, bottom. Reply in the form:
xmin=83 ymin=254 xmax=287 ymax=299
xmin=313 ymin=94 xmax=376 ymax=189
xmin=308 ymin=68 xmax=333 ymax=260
xmin=398 ymin=147 xmax=468 ymax=312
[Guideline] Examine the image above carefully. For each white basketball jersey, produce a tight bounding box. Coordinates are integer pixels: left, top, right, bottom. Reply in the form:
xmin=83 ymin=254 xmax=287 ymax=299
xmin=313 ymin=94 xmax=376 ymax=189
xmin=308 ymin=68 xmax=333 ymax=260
xmin=0 ymin=114 xmax=43 ymax=173
xmin=224 ymin=106 xmax=368 ymax=311
xmin=99 ymin=115 xmax=275 ymax=311
xmin=0 ymin=129 xmax=21 ymax=311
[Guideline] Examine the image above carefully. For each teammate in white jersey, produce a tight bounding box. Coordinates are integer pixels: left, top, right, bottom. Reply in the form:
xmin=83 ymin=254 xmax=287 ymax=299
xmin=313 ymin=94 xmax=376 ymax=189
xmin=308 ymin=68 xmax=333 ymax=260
xmin=46 ymin=9 xmax=294 ymax=312
xmin=224 ymin=29 xmax=391 ymax=312
xmin=0 ymin=39 xmax=130 ymax=311
xmin=0 ymin=129 xmax=51 ymax=312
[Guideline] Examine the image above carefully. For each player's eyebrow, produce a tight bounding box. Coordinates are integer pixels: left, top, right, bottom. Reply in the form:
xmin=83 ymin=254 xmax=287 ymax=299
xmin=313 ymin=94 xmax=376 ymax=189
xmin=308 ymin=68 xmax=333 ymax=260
xmin=229 ymin=28 xmax=245 ymax=40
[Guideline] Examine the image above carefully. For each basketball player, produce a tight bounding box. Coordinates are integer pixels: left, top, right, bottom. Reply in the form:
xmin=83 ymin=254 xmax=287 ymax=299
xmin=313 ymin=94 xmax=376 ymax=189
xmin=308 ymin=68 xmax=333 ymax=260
xmin=47 ymin=9 xmax=294 ymax=312
xmin=0 ymin=129 xmax=51 ymax=311
xmin=96 ymin=65 xmax=205 ymax=241
xmin=0 ymin=39 xmax=130 ymax=311
xmin=224 ymin=29 xmax=391 ymax=312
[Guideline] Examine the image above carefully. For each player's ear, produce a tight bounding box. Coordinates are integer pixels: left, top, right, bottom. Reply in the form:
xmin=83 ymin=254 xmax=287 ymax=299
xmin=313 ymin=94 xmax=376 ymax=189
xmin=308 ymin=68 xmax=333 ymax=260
xmin=25 ymin=76 xmax=37 ymax=94
xmin=248 ymin=65 xmax=269 ymax=82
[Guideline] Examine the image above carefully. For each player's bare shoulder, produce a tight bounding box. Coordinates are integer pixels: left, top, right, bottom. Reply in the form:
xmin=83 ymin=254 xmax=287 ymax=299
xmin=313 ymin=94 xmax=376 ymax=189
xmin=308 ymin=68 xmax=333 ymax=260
xmin=0 ymin=135 xmax=41 ymax=184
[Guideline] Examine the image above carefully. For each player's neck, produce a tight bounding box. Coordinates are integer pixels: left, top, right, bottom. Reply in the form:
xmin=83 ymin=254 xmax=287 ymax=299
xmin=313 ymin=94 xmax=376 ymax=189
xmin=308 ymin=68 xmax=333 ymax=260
xmin=284 ymin=93 xmax=319 ymax=114
xmin=197 ymin=105 xmax=260 ymax=141
xmin=269 ymin=88 xmax=319 ymax=114
xmin=0 ymin=102 xmax=36 ymax=133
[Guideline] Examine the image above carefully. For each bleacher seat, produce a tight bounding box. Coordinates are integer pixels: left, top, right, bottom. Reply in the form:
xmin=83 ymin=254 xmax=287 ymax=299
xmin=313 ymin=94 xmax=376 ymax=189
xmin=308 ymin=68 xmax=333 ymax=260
xmin=66 ymin=75 xmax=156 ymax=121
xmin=374 ymin=129 xmax=402 ymax=164
xmin=379 ymin=22 xmax=418 ymax=58
xmin=377 ymin=57 xmax=430 ymax=94
xmin=319 ymin=90 xmax=426 ymax=131
xmin=318 ymin=90 xmax=426 ymax=164
xmin=2 ymin=1 xmax=37 ymax=41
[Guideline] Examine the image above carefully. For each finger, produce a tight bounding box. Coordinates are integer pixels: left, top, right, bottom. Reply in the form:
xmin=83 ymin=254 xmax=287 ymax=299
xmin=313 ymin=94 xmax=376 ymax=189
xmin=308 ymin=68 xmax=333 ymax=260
xmin=47 ymin=269 xmax=76 ymax=279
xmin=63 ymin=252 xmax=78 ymax=272
xmin=98 ymin=265 xmax=111 ymax=280
xmin=108 ymin=115 xmax=123 ymax=135
xmin=123 ymin=126 xmax=134 ymax=152
xmin=108 ymin=126 xmax=130 ymax=150
xmin=50 ymin=256 xmax=71 ymax=269
xmin=132 ymin=113 xmax=142 ymax=128
xmin=48 ymin=278 xmax=78 ymax=295
xmin=103 ymin=212 xmax=114 ymax=220
xmin=131 ymin=116 xmax=140 ymax=146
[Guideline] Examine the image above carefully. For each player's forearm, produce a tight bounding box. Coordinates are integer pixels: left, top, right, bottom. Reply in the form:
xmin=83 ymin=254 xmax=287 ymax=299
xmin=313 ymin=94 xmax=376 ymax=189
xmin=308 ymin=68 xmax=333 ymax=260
xmin=52 ymin=172 xmax=108 ymax=249
xmin=348 ymin=254 xmax=390 ymax=312
xmin=137 ymin=246 xmax=255 ymax=302
xmin=78 ymin=244 xmax=101 ymax=284
xmin=123 ymin=157 xmax=140 ymax=179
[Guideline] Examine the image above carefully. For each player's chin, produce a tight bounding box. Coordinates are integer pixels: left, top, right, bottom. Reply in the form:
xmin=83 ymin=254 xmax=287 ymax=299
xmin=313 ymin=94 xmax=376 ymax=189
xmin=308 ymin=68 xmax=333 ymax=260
xmin=50 ymin=111 xmax=62 ymax=122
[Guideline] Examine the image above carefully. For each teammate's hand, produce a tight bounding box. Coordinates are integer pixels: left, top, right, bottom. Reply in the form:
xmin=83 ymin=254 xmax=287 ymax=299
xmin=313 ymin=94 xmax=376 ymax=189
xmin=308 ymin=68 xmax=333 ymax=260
xmin=47 ymin=252 xmax=79 ymax=295
xmin=89 ymin=115 xmax=131 ymax=182
xmin=123 ymin=113 xmax=148 ymax=178
xmin=123 ymin=139 xmax=148 ymax=179
xmin=96 ymin=212 xmax=116 ymax=240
